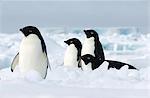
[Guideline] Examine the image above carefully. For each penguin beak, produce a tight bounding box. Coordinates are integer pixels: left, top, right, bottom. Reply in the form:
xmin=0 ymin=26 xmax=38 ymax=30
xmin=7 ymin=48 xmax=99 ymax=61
xmin=20 ymin=28 xmax=23 ymax=32
xmin=84 ymin=31 xmax=90 ymax=38
xmin=84 ymin=30 xmax=88 ymax=35
xmin=83 ymin=30 xmax=87 ymax=34
xmin=64 ymin=41 xmax=68 ymax=44
xmin=64 ymin=40 xmax=67 ymax=43
xmin=84 ymin=30 xmax=87 ymax=32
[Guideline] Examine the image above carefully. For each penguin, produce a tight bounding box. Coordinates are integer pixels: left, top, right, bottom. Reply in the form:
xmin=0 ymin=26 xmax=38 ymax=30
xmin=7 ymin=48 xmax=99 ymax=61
xmin=11 ymin=26 xmax=50 ymax=79
xmin=81 ymin=54 xmax=137 ymax=70
xmin=64 ymin=38 xmax=82 ymax=68
xmin=105 ymin=60 xmax=137 ymax=70
xmin=81 ymin=54 xmax=96 ymax=70
xmin=81 ymin=54 xmax=101 ymax=70
xmin=81 ymin=29 xmax=105 ymax=68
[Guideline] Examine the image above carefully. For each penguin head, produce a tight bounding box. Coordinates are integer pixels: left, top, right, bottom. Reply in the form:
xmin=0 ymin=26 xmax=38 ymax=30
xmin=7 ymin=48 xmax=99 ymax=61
xmin=64 ymin=38 xmax=82 ymax=49
xmin=81 ymin=54 xmax=95 ymax=65
xmin=84 ymin=29 xmax=99 ymax=39
xmin=20 ymin=26 xmax=41 ymax=37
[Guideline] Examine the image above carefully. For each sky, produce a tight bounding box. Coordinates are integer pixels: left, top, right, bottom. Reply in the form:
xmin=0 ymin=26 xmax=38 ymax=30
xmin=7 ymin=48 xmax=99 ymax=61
xmin=0 ymin=2 xmax=1 ymax=32
xmin=1 ymin=0 xmax=148 ymax=1
xmin=0 ymin=0 xmax=149 ymax=33
xmin=149 ymin=1 xmax=150 ymax=32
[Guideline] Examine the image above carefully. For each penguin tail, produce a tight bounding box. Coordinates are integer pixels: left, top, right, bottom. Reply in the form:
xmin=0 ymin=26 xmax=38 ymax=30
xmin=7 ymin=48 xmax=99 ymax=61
xmin=129 ymin=65 xmax=139 ymax=70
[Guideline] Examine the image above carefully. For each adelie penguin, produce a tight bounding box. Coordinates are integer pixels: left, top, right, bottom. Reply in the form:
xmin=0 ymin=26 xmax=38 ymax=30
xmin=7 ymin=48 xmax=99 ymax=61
xmin=81 ymin=29 xmax=105 ymax=70
xmin=81 ymin=54 xmax=137 ymax=70
xmin=11 ymin=26 xmax=50 ymax=79
xmin=64 ymin=38 xmax=82 ymax=68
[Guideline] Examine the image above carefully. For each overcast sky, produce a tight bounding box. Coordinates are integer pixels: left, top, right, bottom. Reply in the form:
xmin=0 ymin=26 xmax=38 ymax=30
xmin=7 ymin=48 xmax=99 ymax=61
xmin=0 ymin=0 xmax=149 ymax=33
xmin=1 ymin=0 xmax=148 ymax=1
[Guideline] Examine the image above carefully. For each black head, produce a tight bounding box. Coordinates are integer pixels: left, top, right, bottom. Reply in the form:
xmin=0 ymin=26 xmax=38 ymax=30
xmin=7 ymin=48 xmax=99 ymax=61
xmin=64 ymin=38 xmax=82 ymax=49
xmin=20 ymin=26 xmax=41 ymax=37
xmin=20 ymin=26 xmax=47 ymax=54
xmin=81 ymin=54 xmax=95 ymax=65
xmin=84 ymin=29 xmax=99 ymax=38
xmin=64 ymin=38 xmax=82 ymax=62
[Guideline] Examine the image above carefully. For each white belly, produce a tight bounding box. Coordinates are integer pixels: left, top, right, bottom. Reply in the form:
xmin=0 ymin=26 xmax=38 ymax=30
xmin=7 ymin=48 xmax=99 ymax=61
xmin=64 ymin=44 xmax=78 ymax=67
xmin=81 ymin=61 xmax=92 ymax=71
xmin=81 ymin=37 xmax=95 ymax=56
xmin=98 ymin=61 xmax=109 ymax=71
xmin=81 ymin=37 xmax=95 ymax=67
xmin=19 ymin=34 xmax=47 ymax=78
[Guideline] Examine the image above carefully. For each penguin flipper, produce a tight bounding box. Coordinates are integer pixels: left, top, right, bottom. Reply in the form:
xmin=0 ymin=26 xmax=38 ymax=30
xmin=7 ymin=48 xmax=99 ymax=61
xmin=42 ymin=52 xmax=51 ymax=79
xmin=47 ymin=56 xmax=51 ymax=70
xmin=11 ymin=52 xmax=19 ymax=72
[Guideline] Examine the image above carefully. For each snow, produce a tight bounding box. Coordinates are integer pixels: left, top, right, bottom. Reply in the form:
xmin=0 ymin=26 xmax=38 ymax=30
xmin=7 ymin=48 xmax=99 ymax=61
xmin=0 ymin=27 xmax=150 ymax=97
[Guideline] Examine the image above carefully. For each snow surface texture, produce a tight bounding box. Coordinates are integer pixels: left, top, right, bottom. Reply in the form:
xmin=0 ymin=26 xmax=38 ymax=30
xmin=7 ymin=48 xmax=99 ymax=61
xmin=0 ymin=27 xmax=150 ymax=97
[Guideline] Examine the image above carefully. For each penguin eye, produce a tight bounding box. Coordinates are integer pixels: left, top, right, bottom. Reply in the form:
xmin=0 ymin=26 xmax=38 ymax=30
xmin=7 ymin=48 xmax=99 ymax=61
xmin=29 ymin=30 xmax=32 ymax=33
xmin=70 ymin=41 xmax=73 ymax=43
xmin=91 ymin=32 xmax=94 ymax=35
xmin=87 ymin=57 xmax=90 ymax=60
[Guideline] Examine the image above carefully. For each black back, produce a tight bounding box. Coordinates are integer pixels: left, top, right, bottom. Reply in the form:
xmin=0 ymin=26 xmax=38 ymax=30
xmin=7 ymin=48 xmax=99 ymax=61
xmin=105 ymin=60 xmax=137 ymax=70
xmin=64 ymin=38 xmax=82 ymax=67
xmin=81 ymin=54 xmax=137 ymax=70
xmin=84 ymin=29 xmax=105 ymax=65
xmin=20 ymin=26 xmax=47 ymax=54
